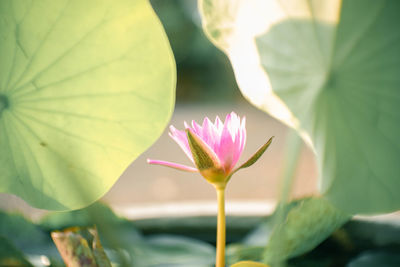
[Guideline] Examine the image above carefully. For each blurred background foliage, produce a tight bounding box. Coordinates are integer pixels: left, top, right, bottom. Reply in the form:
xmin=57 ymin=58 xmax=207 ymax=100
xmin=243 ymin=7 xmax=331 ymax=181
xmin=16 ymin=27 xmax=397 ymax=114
xmin=151 ymin=0 xmax=242 ymax=103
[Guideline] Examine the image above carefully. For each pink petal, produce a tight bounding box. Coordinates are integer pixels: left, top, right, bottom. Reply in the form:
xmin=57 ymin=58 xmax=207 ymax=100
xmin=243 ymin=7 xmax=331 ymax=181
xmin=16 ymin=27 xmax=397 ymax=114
xmin=236 ymin=116 xmax=246 ymax=159
xmin=232 ymin=132 xmax=242 ymax=166
xmin=147 ymin=159 xmax=198 ymax=172
xmin=239 ymin=117 xmax=247 ymax=154
xmin=191 ymin=120 xmax=203 ymax=136
xmin=169 ymin=125 xmax=194 ymax=163
xmin=202 ymin=117 xmax=218 ymax=150
xmin=184 ymin=121 xmax=191 ymax=129
xmin=214 ymin=116 xmax=224 ymax=136
xmin=214 ymin=112 xmax=246 ymax=172
xmin=229 ymin=112 xmax=241 ymax=141
xmin=233 ymin=117 xmax=246 ymax=162
xmin=216 ymin=113 xmax=236 ymax=172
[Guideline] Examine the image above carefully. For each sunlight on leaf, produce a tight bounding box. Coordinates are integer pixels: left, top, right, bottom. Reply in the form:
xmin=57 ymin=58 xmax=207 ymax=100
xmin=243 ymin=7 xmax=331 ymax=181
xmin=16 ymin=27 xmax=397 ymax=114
xmin=199 ymin=0 xmax=400 ymax=214
xmin=0 ymin=0 xmax=175 ymax=210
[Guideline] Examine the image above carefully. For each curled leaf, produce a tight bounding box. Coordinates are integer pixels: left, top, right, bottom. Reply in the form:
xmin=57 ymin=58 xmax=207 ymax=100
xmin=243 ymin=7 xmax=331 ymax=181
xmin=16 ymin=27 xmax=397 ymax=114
xmin=51 ymin=226 xmax=111 ymax=267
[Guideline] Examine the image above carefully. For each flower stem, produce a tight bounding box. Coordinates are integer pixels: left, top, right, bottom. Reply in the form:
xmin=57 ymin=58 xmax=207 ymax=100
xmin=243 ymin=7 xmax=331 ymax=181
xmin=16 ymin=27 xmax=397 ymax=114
xmin=216 ymin=187 xmax=226 ymax=267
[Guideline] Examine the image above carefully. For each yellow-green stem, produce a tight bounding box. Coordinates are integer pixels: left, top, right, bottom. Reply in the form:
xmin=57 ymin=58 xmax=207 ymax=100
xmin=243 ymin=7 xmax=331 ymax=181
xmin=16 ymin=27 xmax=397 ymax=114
xmin=216 ymin=187 xmax=226 ymax=267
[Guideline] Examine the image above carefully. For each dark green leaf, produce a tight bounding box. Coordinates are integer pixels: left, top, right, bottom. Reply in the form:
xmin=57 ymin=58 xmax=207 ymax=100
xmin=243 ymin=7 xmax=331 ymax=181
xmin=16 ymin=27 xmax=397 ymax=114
xmin=131 ymin=234 xmax=215 ymax=267
xmin=0 ymin=236 xmax=33 ymax=267
xmin=263 ymin=197 xmax=350 ymax=264
xmin=0 ymin=211 xmax=50 ymax=254
xmin=347 ymin=251 xmax=400 ymax=267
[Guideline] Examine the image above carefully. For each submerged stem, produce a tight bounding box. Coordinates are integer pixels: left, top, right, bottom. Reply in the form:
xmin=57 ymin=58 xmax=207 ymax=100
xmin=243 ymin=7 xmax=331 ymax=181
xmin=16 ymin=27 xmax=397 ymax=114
xmin=216 ymin=187 xmax=226 ymax=267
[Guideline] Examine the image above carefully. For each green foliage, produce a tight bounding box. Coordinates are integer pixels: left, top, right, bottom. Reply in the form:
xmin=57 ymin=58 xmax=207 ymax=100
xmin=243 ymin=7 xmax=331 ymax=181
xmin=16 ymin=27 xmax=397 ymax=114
xmin=40 ymin=202 xmax=126 ymax=230
xmin=227 ymin=245 xmax=265 ymax=265
xmin=0 ymin=211 xmax=48 ymax=251
xmin=225 ymin=197 xmax=350 ymax=265
xmin=131 ymin=235 xmax=215 ymax=267
xmin=262 ymin=197 xmax=350 ymax=264
xmin=0 ymin=211 xmax=63 ymax=265
xmin=0 ymin=0 xmax=175 ymax=210
xmin=347 ymin=251 xmax=400 ymax=267
xmin=0 ymin=202 xmax=215 ymax=266
xmin=199 ymin=0 xmax=400 ymax=214
xmin=0 ymin=204 xmax=399 ymax=266
xmin=40 ymin=202 xmax=142 ymax=253
xmin=0 ymin=237 xmax=33 ymax=267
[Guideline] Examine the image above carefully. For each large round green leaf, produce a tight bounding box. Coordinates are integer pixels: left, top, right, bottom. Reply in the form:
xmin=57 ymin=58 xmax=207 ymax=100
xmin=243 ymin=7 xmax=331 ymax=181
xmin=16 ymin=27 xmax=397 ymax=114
xmin=199 ymin=0 xmax=400 ymax=214
xmin=0 ymin=0 xmax=175 ymax=210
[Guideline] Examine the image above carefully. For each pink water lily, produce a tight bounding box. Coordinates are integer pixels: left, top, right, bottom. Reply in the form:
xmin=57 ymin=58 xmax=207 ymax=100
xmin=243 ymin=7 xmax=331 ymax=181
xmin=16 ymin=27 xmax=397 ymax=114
xmin=148 ymin=112 xmax=273 ymax=267
xmin=148 ymin=112 xmax=273 ymax=187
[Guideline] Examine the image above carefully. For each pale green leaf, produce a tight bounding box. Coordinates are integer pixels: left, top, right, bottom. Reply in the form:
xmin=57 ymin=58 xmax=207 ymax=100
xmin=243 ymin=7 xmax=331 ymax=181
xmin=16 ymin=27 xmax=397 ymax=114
xmin=199 ymin=0 xmax=400 ymax=214
xmin=0 ymin=0 xmax=175 ymax=210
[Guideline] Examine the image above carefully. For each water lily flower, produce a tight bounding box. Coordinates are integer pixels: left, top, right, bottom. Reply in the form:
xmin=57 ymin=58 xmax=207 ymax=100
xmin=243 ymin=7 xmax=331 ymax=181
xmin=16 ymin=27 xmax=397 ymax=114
xmin=148 ymin=112 xmax=273 ymax=267
xmin=148 ymin=112 xmax=273 ymax=189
